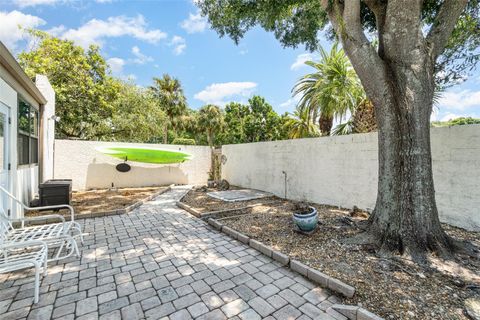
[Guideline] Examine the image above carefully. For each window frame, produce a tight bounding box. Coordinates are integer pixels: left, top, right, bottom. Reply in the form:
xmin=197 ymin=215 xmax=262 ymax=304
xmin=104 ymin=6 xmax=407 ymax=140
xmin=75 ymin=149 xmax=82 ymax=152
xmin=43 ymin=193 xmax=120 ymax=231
xmin=17 ymin=96 xmax=39 ymax=167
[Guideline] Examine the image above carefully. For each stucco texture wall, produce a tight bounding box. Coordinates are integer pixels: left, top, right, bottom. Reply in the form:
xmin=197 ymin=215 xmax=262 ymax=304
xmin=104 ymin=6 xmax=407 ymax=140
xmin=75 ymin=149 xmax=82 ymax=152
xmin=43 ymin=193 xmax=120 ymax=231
xmin=222 ymin=124 xmax=480 ymax=231
xmin=54 ymin=140 xmax=211 ymax=190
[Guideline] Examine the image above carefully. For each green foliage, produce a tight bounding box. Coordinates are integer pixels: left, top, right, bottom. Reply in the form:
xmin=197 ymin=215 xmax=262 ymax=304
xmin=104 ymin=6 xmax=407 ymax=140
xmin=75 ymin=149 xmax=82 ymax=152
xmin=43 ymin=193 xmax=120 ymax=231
xmin=331 ymin=119 xmax=354 ymax=136
xmin=293 ymin=43 xmax=364 ymax=135
xmin=107 ymin=81 xmax=166 ymax=142
xmin=197 ymin=1 xmax=328 ymax=51
xmin=220 ymin=102 xmax=250 ymax=144
xmin=198 ymin=0 xmax=480 ymax=87
xmin=284 ymin=108 xmax=320 ymax=139
xmin=149 ymin=74 xmax=188 ymax=143
xmin=18 ymin=29 xmax=120 ymax=139
xmin=219 ymin=96 xmax=288 ymax=144
xmin=197 ymin=104 xmax=225 ymax=147
xmin=172 ymin=138 xmax=196 ymax=145
xmin=431 ymin=117 xmax=480 ymax=127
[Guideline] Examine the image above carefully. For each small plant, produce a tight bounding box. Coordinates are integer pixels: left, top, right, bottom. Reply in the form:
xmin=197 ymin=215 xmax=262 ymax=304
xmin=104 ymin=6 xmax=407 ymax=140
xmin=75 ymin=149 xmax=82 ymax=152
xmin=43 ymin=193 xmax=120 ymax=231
xmin=293 ymin=201 xmax=312 ymax=214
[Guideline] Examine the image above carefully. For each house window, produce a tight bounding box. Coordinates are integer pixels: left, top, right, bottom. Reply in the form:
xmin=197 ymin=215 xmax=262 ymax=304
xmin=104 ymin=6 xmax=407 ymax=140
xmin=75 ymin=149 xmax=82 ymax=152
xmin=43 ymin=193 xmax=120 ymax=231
xmin=18 ymin=98 xmax=39 ymax=165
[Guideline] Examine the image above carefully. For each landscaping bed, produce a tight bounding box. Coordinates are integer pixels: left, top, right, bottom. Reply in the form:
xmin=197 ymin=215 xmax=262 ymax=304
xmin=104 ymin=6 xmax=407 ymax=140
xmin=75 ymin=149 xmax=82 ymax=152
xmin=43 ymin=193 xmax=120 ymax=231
xmin=216 ymin=201 xmax=480 ymax=320
xmin=26 ymin=186 xmax=167 ymax=217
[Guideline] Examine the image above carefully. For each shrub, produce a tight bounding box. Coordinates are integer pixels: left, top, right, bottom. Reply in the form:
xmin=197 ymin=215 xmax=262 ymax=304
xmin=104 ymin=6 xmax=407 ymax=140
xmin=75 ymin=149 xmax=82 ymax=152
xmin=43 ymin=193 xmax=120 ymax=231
xmin=172 ymin=138 xmax=196 ymax=145
xmin=431 ymin=117 xmax=480 ymax=127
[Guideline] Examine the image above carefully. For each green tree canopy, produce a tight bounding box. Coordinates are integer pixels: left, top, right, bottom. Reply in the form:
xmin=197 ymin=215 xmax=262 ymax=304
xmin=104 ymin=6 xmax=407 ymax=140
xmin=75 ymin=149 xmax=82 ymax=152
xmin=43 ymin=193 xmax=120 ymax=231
xmin=18 ymin=29 xmax=120 ymax=139
xmin=107 ymin=81 xmax=167 ymax=143
xmin=198 ymin=0 xmax=480 ymax=88
xmin=293 ymin=43 xmax=364 ymax=135
xmin=197 ymin=104 xmax=225 ymax=147
xmin=284 ymin=108 xmax=320 ymax=139
xmin=149 ymin=74 xmax=188 ymax=144
xmin=220 ymin=96 xmax=287 ymax=144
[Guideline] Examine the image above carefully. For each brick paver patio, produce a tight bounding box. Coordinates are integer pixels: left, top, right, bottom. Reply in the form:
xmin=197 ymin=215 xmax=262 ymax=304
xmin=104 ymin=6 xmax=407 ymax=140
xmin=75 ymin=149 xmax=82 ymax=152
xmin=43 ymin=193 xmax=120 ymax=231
xmin=0 ymin=186 xmax=342 ymax=320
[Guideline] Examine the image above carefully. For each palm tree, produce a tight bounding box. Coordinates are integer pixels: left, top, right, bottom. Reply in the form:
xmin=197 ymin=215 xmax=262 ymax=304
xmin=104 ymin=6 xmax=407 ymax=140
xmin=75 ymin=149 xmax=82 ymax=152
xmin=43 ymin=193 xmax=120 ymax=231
xmin=197 ymin=104 xmax=225 ymax=147
xmin=284 ymin=107 xmax=319 ymax=139
xmin=293 ymin=43 xmax=364 ymax=135
xmin=149 ymin=74 xmax=187 ymax=143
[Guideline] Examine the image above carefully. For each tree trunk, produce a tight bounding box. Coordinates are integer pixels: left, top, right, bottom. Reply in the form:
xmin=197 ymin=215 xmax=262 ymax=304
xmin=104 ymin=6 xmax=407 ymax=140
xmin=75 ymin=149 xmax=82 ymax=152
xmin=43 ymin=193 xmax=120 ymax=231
xmin=206 ymin=130 xmax=213 ymax=147
xmin=362 ymin=61 xmax=453 ymax=262
xmin=319 ymin=114 xmax=333 ymax=136
xmin=318 ymin=0 xmax=469 ymax=262
xmin=163 ymin=123 xmax=168 ymax=144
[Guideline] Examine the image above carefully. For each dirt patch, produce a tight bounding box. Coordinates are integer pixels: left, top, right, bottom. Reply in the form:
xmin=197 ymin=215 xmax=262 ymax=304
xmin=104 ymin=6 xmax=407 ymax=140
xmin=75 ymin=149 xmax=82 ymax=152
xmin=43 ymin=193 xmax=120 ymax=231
xmin=26 ymin=187 xmax=167 ymax=217
xmin=180 ymin=187 xmax=282 ymax=213
xmin=219 ymin=202 xmax=480 ymax=320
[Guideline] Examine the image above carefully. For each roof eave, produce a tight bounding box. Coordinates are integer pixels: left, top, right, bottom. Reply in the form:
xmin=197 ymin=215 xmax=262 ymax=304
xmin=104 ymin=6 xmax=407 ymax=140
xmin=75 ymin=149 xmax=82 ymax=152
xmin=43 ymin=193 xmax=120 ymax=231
xmin=0 ymin=41 xmax=47 ymax=105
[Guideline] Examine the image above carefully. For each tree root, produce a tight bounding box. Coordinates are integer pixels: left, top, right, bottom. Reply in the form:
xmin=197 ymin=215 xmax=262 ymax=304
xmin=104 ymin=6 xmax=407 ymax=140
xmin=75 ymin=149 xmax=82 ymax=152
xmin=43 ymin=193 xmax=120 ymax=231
xmin=342 ymin=228 xmax=480 ymax=269
xmin=450 ymin=238 xmax=480 ymax=259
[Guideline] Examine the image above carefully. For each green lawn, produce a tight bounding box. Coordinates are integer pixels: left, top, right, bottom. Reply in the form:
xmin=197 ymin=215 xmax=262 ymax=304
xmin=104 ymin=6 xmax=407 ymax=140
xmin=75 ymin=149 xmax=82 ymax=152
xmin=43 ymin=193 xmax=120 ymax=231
xmin=98 ymin=147 xmax=191 ymax=164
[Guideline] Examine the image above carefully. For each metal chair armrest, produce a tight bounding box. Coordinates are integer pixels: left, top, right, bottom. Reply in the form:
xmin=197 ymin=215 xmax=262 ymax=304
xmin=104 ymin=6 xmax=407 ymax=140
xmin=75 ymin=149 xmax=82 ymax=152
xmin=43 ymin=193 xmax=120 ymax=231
xmin=16 ymin=214 xmax=66 ymax=226
xmin=1 ymin=240 xmax=48 ymax=251
xmin=0 ymin=185 xmax=75 ymax=222
xmin=24 ymin=205 xmax=75 ymax=222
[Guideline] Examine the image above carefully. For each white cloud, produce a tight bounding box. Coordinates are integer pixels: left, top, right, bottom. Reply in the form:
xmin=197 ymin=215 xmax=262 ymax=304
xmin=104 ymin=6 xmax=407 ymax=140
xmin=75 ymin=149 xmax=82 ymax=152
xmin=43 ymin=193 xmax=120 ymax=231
xmin=0 ymin=10 xmax=46 ymax=51
xmin=107 ymin=57 xmax=125 ymax=75
xmin=194 ymin=82 xmax=258 ymax=105
xmin=13 ymin=0 xmax=59 ymax=8
xmin=180 ymin=12 xmax=208 ymax=34
xmin=60 ymin=15 xmax=167 ymax=48
xmin=170 ymin=36 xmax=186 ymax=55
xmin=290 ymin=53 xmax=317 ymax=71
xmin=131 ymin=46 xmax=153 ymax=64
xmin=279 ymin=96 xmax=301 ymax=112
xmin=438 ymin=90 xmax=480 ymax=111
xmin=46 ymin=25 xmax=66 ymax=37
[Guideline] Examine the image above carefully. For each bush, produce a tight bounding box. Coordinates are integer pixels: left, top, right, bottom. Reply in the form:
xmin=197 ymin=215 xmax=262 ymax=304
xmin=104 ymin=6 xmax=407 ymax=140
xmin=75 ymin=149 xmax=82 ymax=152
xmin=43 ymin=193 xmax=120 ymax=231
xmin=172 ymin=138 xmax=196 ymax=145
xmin=431 ymin=117 xmax=480 ymax=127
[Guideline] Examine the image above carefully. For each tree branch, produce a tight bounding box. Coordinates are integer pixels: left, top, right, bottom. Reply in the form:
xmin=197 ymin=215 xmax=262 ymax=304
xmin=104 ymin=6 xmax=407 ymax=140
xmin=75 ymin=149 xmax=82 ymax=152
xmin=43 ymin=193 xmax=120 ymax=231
xmin=426 ymin=0 xmax=469 ymax=59
xmin=382 ymin=0 xmax=424 ymax=61
xmin=364 ymin=0 xmax=387 ymax=58
xmin=320 ymin=0 xmax=389 ymax=103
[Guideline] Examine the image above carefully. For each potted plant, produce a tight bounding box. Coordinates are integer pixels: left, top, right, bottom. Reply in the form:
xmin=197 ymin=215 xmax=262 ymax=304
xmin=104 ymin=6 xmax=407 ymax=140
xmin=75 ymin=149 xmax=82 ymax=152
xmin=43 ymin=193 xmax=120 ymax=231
xmin=292 ymin=201 xmax=318 ymax=232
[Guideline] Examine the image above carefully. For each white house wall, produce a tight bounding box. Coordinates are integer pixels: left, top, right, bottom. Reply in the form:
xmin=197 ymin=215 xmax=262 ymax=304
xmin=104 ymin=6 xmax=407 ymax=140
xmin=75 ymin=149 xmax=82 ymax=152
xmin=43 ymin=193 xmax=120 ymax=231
xmin=222 ymin=125 xmax=480 ymax=231
xmin=0 ymin=64 xmax=40 ymax=218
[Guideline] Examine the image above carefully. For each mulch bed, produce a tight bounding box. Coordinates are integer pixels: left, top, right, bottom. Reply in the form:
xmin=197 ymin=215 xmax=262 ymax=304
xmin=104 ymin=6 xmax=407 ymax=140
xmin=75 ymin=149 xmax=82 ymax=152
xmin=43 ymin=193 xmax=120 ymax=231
xmin=180 ymin=186 xmax=283 ymax=213
xmin=26 ymin=187 xmax=167 ymax=217
xmin=215 ymin=201 xmax=480 ymax=320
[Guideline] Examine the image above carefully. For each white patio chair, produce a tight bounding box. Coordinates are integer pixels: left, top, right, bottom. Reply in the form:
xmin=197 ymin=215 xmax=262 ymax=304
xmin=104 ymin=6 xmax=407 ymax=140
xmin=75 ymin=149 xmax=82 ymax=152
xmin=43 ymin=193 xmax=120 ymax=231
xmin=0 ymin=186 xmax=82 ymax=262
xmin=0 ymin=240 xmax=48 ymax=303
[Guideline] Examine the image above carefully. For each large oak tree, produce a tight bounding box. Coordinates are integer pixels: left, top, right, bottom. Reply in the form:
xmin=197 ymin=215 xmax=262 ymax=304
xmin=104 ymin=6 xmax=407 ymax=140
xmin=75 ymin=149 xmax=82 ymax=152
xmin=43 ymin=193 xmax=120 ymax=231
xmin=197 ymin=0 xmax=480 ymax=262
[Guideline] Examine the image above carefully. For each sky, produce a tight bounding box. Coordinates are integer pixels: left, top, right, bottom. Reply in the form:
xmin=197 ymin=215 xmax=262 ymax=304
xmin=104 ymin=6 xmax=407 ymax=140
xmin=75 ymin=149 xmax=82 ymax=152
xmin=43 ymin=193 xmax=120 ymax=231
xmin=0 ymin=0 xmax=479 ymax=121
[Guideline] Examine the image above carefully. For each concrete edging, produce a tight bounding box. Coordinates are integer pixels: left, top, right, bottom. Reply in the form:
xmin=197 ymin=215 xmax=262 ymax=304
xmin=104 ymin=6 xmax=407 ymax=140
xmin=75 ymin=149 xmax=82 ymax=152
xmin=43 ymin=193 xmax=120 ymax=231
xmin=205 ymin=217 xmax=384 ymax=319
xmin=331 ymin=304 xmax=384 ymax=320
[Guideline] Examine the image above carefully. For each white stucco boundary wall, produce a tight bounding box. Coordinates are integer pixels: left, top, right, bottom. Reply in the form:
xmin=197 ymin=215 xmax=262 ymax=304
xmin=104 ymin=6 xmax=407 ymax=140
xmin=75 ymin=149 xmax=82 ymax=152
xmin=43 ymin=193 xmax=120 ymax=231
xmin=54 ymin=140 xmax=211 ymax=190
xmin=222 ymin=124 xmax=480 ymax=231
